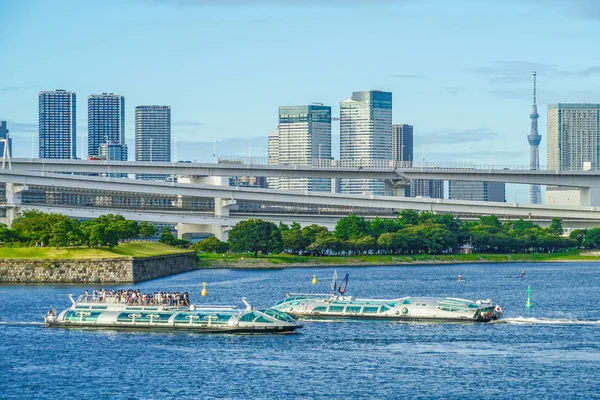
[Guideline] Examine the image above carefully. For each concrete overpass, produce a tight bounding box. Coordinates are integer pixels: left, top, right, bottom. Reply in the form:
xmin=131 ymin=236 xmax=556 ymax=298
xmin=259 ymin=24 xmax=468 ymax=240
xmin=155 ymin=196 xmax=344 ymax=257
xmin=2 ymin=169 xmax=600 ymax=219
xmin=8 ymin=158 xmax=600 ymax=188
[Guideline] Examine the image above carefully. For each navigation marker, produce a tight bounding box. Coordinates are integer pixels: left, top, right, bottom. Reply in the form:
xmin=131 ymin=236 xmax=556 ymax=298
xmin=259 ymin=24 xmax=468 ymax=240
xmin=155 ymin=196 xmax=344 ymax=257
xmin=526 ymin=285 xmax=532 ymax=308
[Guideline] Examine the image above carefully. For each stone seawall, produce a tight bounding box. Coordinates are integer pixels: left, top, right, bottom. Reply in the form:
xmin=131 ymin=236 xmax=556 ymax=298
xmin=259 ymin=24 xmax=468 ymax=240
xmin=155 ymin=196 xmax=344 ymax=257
xmin=0 ymin=253 xmax=197 ymax=284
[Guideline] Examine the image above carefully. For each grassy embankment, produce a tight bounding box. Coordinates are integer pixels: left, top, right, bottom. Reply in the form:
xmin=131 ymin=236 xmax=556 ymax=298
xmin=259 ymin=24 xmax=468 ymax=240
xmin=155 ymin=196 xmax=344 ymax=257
xmin=197 ymin=249 xmax=599 ymax=268
xmin=0 ymin=242 xmax=190 ymax=259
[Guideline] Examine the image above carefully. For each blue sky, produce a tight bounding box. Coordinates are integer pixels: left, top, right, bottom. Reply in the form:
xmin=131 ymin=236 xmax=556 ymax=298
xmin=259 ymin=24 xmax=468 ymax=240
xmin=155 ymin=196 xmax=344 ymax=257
xmin=2 ymin=0 xmax=600 ymax=201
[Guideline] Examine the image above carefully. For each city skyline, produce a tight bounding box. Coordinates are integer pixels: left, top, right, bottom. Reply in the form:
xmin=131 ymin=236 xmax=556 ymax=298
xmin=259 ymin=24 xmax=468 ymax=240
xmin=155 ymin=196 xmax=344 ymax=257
xmin=3 ymin=0 xmax=600 ymax=200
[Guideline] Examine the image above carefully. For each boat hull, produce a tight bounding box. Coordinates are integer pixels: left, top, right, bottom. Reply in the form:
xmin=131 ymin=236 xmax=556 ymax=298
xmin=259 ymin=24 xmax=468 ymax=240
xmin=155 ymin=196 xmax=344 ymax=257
xmin=45 ymin=320 xmax=301 ymax=333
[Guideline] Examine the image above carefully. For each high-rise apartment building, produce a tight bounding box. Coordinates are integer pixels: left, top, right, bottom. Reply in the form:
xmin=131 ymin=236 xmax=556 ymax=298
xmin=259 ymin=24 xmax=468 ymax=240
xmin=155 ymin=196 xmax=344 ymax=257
xmin=0 ymin=121 xmax=12 ymax=158
xmin=410 ymin=179 xmax=444 ymax=199
xmin=340 ymin=90 xmax=392 ymax=195
xmin=135 ymin=106 xmax=171 ymax=180
xmin=449 ymin=181 xmax=505 ymax=202
xmin=267 ymin=129 xmax=280 ymax=189
xmin=39 ymin=90 xmax=76 ymax=159
xmin=268 ymin=105 xmax=332 ymax=192
xmin=392 ymin=124 xmax=413 ymax=166
xmin=547 ymin=103 xmax=600 ymax=171
xmin=88 ymin=93 xmax=125 ymax=156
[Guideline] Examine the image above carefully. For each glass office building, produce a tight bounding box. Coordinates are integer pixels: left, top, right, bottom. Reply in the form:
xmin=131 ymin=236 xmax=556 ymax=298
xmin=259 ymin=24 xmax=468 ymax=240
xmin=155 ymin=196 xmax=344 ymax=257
xmin=392 ymin=124 xmax=413 ymax=166
xmin=449 ymin=181 xmax=505 ymax=202
xmin=269 ymin=104 xmax=332 ymax=192
xmin=135 ymin=105 xmax=171 ymax=180
xmin=88 ymin=93 xmax=125 ymax=157
xmin=340 ymin=90 xmax=392 ymax=195
xmin=39 ymin=90 xmax=76 ymax=159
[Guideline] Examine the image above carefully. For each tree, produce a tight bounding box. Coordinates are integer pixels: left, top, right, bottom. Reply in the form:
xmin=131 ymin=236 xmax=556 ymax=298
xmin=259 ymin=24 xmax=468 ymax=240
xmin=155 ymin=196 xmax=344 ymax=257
xmin=49 ymin=219 xmax=71 ymax=249
xmin=159 ymin=226 xmax=177 ymax=246
xmin=547 ymin=218 xmax=564 ymax=236
xmin=334 ymin=215 xmax=368 ymax=240
xmin=228 ymin=219 xmax=282 ymax=257
xmin=281 ymin=222 xmax=307 ymax=254
xmin=192 ymin=236 xmax=228 ymax=253
xmin=569 ymin=229 xmax=587 ymax=246
xmin=139 ymin=222 xmax=157 ymax=239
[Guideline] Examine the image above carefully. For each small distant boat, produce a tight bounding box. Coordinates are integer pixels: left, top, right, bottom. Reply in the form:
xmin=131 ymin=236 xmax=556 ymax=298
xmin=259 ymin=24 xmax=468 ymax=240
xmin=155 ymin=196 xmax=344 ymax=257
xmin=273 ymin=272 xmax=502 ymax=323
xmin=44 ymin=294 xmax=302 ymax=333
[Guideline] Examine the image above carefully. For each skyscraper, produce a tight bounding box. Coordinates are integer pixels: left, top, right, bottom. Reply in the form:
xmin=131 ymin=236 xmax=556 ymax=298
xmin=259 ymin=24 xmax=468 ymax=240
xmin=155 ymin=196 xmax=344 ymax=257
xmin=88 ymin=93 xmax=125 ymax=156
xmin=271 ymin=104 xmax=331 ymax=192
xmin=528 ymin=72 xmax=542 ymax=204
xmin=392 ymin=124 xmax=413 ymax=166
xmin=547 ymin=103 xmax=600 ymax=171
xmin=267 ymin=128 xmax=280 ymax=189
xmin=0 ymin=121 xmax=12 ymax=158
xmin=135 ymin=106 xmax=171 ymax=180
xmin=39 ymin=89 xmax=76 ymax=159
xmin=340 ymin=90 xmax=392 ymax=194
xmin=449 ymin=181 xmax=505 ymax=202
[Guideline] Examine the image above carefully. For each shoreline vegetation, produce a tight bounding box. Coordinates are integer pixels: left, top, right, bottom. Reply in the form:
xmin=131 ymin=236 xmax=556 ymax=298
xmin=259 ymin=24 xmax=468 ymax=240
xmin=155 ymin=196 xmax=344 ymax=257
xmin=197 ymin=250 xmax=600 ymax=269
xmin=0 ymin=242 xmax=191 ymax=259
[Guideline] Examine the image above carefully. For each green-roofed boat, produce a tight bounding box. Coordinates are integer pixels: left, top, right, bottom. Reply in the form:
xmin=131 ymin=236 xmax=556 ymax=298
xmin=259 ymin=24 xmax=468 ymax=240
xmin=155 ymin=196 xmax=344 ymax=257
xmin=44 ymin=294 xmax=302 ymax=333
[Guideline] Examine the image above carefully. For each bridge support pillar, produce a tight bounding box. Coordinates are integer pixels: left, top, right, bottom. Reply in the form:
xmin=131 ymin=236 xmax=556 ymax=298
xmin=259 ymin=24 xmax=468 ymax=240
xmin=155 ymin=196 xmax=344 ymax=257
xmin=384 ymin=179 xmax=409 ymax=197
xmin=578 ymin=187 xmax=600 ymax=207
xmin=176 ymin=175 xmax=236 ymax=242
xmin=4 ymin=183 xmax=28 ymax=226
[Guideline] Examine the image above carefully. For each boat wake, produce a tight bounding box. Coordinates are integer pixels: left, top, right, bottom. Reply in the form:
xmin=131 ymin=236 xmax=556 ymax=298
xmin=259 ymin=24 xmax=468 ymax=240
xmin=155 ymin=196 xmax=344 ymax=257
xmin=497 ymin=317 xmax=600 ymax=325
xmin=0 ymin=321 xmax=44 ymax=326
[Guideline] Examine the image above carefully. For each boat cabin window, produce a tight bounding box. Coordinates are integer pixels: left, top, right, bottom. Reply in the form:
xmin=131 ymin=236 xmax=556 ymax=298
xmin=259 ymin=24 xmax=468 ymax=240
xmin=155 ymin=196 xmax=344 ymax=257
xmin=402 ymin=299 xmax=412 ymax=305
xmin=312 ymin=306 xmax=327 ymax=312
xmin=380 ymin=305 xmax=390 ymax=312
xmin=347 ymin=306 xmax=361 ymax=313
xmin=240 ymin=312 xmax=258 ymax=322
xmin=254 ymin=316 xmax=273 ymax=324
xmin=328 ymin=306 xmax=344 ymax=312
xmin=363 ymin=307 xmax=379 ymax=314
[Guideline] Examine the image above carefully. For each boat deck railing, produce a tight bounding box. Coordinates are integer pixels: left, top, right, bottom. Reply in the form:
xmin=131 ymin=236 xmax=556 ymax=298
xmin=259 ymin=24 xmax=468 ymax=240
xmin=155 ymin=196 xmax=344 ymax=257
xmin=74 ymin=294 xmax=189 ymax=307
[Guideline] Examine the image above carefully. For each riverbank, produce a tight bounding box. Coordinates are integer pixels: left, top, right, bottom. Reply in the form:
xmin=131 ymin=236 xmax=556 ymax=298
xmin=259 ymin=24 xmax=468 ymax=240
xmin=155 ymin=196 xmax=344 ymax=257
xmin=0 ymin=243 xmax=197 ymax=283
xmin=197 ymin=251 xmax=600 ymax=269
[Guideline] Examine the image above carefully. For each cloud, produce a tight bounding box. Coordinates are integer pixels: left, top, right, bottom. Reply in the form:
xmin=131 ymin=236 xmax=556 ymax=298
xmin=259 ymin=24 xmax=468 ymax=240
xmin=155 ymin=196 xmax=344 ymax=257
xmin=0 ymin=85 xmax=38 ymax=92
xmin=470 ymin=62 xmax=600 ymax=85
xmin=416 ymin=128 xmax=501 ymax=145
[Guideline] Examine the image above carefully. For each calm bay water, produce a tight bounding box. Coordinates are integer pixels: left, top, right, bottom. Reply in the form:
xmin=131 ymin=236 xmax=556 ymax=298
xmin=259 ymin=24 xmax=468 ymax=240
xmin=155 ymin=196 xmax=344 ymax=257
xmin=1 ymin=262 xmax=599 ymax=399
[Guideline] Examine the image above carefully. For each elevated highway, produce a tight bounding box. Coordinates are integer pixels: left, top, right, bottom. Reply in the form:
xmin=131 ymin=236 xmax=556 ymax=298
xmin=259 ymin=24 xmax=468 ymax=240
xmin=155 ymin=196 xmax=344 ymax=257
xmin=1 ymin=170 xmax=600 ymax=221
xmin=8 ymin=158 xmax=600 ymax=188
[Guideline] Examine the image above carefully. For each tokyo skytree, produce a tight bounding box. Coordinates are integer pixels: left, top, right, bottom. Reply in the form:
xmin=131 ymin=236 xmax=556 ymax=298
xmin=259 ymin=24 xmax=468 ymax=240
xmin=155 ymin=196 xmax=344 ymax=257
xmin=528 ymin=71 xmax=542 ymax=204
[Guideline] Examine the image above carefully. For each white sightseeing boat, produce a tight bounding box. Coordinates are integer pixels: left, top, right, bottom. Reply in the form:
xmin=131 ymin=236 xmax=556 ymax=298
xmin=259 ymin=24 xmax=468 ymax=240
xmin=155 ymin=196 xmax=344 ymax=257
xmin=44 ymin=294 xmax=302 ymax=333
xmin=273 ymin=272 xmax=502 ymax=323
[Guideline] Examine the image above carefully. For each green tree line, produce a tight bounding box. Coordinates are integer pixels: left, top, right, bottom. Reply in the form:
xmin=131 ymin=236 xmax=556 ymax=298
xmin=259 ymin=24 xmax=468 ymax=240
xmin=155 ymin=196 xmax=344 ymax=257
xmin=0 ymin=210 xmax=157 ymax=249
xmin=194 ymin=212 xmax=581 ymax=257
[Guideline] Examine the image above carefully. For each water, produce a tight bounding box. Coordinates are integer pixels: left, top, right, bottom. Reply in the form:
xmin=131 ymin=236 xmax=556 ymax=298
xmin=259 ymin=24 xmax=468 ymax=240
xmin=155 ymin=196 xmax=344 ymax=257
xmin=1 ymin=262 xmax=599 ymax=399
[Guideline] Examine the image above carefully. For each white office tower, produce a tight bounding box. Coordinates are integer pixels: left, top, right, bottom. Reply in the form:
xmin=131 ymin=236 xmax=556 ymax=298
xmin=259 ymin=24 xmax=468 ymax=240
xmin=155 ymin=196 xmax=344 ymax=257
xmin=267 ymin=128 xmax=280 ymax=189
xmin=268 ymin=105 xmax=332 ymax=192
xmin=340 ymin=91 xmax=392 ymax=195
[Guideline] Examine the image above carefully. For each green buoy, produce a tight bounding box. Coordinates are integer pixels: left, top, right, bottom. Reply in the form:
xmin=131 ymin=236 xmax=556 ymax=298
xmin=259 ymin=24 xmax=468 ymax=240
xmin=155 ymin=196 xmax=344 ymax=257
xmin=526 ymin=285 xmax=532 ymax=308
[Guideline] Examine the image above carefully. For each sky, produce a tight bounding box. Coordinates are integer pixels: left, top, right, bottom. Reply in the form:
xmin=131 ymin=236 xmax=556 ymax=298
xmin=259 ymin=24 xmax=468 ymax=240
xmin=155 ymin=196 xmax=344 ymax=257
xmin=2 ymin=0 xmax=600 ymax=201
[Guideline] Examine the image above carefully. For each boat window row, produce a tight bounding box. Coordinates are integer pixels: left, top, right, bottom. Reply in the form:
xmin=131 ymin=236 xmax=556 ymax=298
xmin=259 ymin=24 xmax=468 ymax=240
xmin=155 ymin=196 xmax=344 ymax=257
xmin=312 ymin=304 xmax=391 ymax=314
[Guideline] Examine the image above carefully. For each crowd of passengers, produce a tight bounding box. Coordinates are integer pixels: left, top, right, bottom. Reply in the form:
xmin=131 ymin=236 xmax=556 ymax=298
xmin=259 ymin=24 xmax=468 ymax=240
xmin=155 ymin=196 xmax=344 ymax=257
xmin=81 ymin=289 xmax=190 ymax=306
